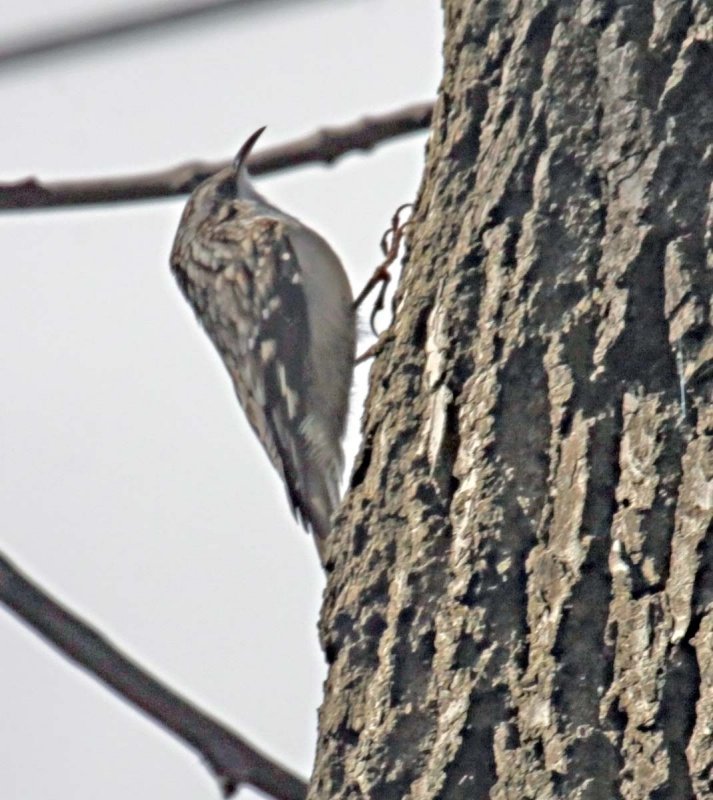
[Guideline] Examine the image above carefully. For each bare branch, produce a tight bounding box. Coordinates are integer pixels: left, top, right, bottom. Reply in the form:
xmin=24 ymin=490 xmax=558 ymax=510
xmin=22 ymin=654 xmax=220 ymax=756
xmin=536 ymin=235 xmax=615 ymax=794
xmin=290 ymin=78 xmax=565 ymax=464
xmin=0 ymin=550 xmax=307 ymax=800
xmin=0 ymin=0 xmax=325 ymax=71
xmin=0 ymin=102 xmax=433 ymax=212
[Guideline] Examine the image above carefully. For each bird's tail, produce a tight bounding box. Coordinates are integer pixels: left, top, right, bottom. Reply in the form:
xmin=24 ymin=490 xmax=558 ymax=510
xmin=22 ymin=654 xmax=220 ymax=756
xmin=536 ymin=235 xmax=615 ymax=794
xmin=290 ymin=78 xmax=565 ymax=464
xmin=294 ymin=457 xmax=342 ymax=563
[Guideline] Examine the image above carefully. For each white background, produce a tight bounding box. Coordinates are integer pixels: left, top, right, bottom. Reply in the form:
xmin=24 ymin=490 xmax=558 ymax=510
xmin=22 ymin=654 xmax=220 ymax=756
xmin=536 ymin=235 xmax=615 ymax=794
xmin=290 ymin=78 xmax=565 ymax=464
xmin=0 ymin=2 xmax=441 ymax=797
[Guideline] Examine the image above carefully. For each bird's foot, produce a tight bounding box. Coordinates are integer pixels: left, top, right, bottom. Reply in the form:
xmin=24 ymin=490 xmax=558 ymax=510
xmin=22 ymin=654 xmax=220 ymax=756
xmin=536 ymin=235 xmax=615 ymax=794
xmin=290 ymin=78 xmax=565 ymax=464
xmin=355 ymin=331 xmax=393 ymax=364
xmin=353 ymin=202 xmax=412 ymax=334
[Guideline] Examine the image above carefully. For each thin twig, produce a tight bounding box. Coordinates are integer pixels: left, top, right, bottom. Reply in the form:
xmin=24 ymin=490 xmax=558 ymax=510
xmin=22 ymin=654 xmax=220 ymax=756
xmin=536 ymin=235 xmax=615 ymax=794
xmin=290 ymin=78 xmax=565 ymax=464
xmin=0 ymin=0 xmax=322 ymax=71
xmin=0 ymin=102 xmax=433 ymax=212
xmin=0 ymin=550 xmax=307 ymax=800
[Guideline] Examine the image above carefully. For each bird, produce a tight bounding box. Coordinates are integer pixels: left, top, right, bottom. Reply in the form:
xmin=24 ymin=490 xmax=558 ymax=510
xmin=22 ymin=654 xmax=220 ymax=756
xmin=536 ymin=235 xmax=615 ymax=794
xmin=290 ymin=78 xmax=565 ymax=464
xmin=170 ymin=127 xmax=356 ymax=562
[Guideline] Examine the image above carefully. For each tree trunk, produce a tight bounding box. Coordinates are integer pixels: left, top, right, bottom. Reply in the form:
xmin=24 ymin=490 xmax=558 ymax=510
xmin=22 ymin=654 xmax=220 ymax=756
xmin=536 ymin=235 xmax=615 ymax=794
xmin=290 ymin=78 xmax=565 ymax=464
xmin=311 ymin=1 xmax=713 ymax=797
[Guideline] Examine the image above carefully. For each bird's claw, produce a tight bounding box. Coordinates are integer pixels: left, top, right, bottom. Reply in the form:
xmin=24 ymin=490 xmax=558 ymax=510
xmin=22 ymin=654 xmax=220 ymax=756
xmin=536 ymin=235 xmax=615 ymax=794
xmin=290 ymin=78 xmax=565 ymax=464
xmin=353 ymin=202 xmax=413 ymax=336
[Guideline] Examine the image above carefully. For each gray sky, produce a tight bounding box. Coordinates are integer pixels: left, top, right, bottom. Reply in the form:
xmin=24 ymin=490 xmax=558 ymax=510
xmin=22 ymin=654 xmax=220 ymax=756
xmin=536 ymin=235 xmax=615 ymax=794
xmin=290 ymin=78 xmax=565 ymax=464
xmin=0 ymin=2 xmax=441 ymax=797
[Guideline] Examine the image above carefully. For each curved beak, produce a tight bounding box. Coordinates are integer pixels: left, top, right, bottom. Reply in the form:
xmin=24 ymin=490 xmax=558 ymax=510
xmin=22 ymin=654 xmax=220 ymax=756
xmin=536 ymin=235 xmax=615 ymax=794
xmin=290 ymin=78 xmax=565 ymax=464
xmin=233 ymin=126 xmax=267 ymax=174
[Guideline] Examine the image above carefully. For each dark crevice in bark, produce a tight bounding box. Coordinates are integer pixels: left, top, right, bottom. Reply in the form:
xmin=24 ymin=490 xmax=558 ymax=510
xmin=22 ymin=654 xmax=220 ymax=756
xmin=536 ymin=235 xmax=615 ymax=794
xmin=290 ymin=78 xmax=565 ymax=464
xmin=560 ymin=314 xmax=598 ymax=416
xmin=373 ymin=708 xmax=435 ymax=799
xmin=326 ymin=612 xmax=355 ymax=665
xmin=432 ymin=347 xmax=475 ymax=507
xmin=453 ymin=246 xmax=486 ymax=329
xmin=458 ymin=560 xmax=483 ymax=610
xmin=323 ymin=561 xmax=391 ymax=664
xmin=654 ymin=44 xmax=713 ymax=225
xmin=450 ymin=83 xmax=489 ymax=169
xmin=380 ymin=426 xmax=419 ymax=495
xmin=553 ymin=731 xmax=626 ymax=800
xmin=437 ymin=688 xmax=508 ymax=800
xmin=349 ymin=637 xmax=381 ymax=672
xmin=489 ymin=343 xmax=550 ymax=680
xmin=372 ymin=576 xmax=444 ymax=796
xmin=650 ymin=641 xmax=699 ymax=800
xmin=411 ymin=303 xmax=432 ymax=350
xmin=523 ymin=78 xmax=606 ymax=318
xmin=454 ymin=635 xmax=487 ymax=669
xmin=614 ymin=3 xmax=687 ymax=113
xmin=608 ymin=2 xmax=654 ymax=48
xmin=459 ymin=544 xmax=498 ymax=609
xmin=414 ymin=482 xmax=448 ymax=518
xmin=485 ymin=29 xmax=514 ymax=76
xmin=375 ymin=774 xmax=418 ymax=800
xmin=351 ymin=523 xmax=368 ymax=558
xmin=601 ymin=621 xmax=628 ymax=737
xmin=432 ymin=393 xmax=462 ymax=503
xmin=349 ymin=437 xmax=373 ymax=491
xmin=359 ymin=564 xmax=391 ymax=609
xmin=681 ymin=325 xmax=713 ymax=384
xmin=363 ymin=612 xmax=387 ymax=639
xmin=390 ymin=620 xmax=437 ymax=708
xmin=647 ymin=1 xmax=695 ymax=107
xmin=693 ymin=519 xmax=713 ymax=617
xmin=324 ymin=750 xmax=345 ymax=791
xmin=630 ymin=414 xmax=685 ymax=599
xmin=605 ymin=233 xmax=677 ymax=395
xmin=551 ymin=412 xmax=622 ymax=796
xmin=496 ymin=341 xmax=551 ymax=520
xmin=521 ymin=3 xmax=559 ymax=100
xmin=490 ymin=111 xmax=548 ymax=227
xmin=458 ymin=513 xmax=530 ymax=680
xmin=321 ymin=724 xmax=360 ymax=793
xmin=583 ymin=0 xmax=618 ymax=32
xmin=662 ymin=239 xmax=708 ymax=325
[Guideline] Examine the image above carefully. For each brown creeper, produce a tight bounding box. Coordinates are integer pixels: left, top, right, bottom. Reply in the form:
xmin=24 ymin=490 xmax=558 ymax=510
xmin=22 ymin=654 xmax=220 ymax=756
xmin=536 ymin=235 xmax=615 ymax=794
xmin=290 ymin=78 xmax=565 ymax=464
xmin=170 ymin=128 xmax=356 ymax=561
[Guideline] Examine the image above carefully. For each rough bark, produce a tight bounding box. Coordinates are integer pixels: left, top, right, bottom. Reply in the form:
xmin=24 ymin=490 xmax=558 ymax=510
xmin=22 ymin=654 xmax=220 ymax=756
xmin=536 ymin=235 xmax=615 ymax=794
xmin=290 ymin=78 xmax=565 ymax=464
xmin=311 ymin=2 xmax=713 ymax=798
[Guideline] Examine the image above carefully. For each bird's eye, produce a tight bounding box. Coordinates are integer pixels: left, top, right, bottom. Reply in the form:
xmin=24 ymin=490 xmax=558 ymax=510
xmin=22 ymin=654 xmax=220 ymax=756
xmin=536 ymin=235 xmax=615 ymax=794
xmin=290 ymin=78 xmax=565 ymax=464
xmin=216 ymin=178 xmax=236 ymax=200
